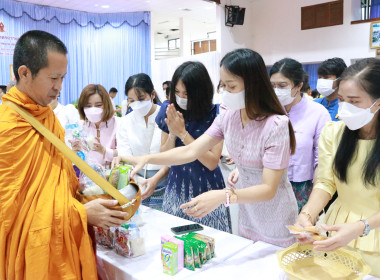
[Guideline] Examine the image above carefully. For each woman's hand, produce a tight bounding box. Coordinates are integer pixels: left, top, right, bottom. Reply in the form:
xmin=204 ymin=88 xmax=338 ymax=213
xmin=180 ymin=190 xmax=225 ymax=219
xmin=227 ymin=168 xmax=239 ymax=187
xmin=69 ymin=139 xmax=82 ymax=152
xmin=294 ymin=212 xmax=315 ymax=244
xmin=140 ymin=177 xmax=158 ymax=200
xmin=92 ymin=137 xmax=105 ymax=156
xmin=85 ymin=199 xmax=128 ymax=229
xmin=313 ymin=222 xmax=365 ymax=251
xmin=111 ymin=155 xmax=148 ymax=178
xmin=165 ymin=104 xmax=186 ymax=138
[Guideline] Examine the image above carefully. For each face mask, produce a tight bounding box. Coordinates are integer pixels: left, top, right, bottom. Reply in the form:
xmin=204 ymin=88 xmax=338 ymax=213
xmin=222 ymin=88 xmax=246 ymax=110
xmin=274 ymin=88 xmax=296 ymax=106
xmin=175 ymin=94 xmax=188 ymax=110
xmin=129 ymin=100 xmax=153 ymax=117
xmin=84 ymin=107 xmax=103 ymax=123
xmin=338 ymin=100 xmax=379 ymax=130
xmin=316 ymin=79 xmax=337 ymax=97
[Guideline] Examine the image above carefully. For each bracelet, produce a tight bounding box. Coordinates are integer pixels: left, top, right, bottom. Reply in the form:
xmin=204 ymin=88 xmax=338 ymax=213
xmin=300 ymin=211 xmax=314 ymax=224
xmin=224 ymin=189 xmax=230 ymax=207
xmin=181 ymin=131 xmax=189 ymax=142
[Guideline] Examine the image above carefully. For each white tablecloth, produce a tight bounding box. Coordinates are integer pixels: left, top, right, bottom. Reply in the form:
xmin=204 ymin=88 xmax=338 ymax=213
xmin=97 ymin=206 xmax=379 ymax=280
xmin=97 ymin=206 xmax=253 ymax=280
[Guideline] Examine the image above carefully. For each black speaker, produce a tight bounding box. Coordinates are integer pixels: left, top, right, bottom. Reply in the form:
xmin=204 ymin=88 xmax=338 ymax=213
xmin=225 ymin=5 xmax=246 ymax=27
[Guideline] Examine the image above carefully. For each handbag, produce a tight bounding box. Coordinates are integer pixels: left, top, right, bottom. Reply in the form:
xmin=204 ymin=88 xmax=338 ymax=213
xmin=4 ymin=100 xmax=141 ymax=219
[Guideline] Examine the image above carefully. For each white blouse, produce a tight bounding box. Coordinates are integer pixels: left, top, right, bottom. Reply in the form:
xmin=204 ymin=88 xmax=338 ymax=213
xmin=117 ymin=105 xmax=162 ymax=170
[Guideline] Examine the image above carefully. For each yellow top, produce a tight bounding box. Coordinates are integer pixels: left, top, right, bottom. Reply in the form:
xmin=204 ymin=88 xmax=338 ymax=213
xmin=314 ymin=121 xmax=380 ymax=253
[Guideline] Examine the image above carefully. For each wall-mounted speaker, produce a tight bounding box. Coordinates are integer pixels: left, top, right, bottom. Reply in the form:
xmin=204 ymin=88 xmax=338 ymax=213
xmin=225 ymin=5 xmax=246 ymax=27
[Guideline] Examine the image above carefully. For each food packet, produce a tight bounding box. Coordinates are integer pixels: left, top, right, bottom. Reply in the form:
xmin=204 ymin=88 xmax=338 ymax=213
xmin=108 ymin=165 xmax=133 ymax=190
xmin=94 ymin=227 xmax=114 ymax=248
xmin=184 ymin=236 xmax=209 ymax=263
xmin=175 ymin=236 xmax=201 ymax=269
xmin=184 ymin=243 xmax=195 ymax=271
xmin=114 ymin=225 xmax=130 ymax=257
xmin=79 ymin=161 xmax=106 ymax=195
xmin=186 ymin=232 xmax=215 ymax=260
xmin=187 ymin=233 xmax=215 ymax=258
xmin=287 ymin=225 xmax=327 ymax=241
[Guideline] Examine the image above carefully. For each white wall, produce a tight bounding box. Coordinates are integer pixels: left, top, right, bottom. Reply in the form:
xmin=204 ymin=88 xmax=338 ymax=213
xmin=216 ymin=0 xmax=254 ymax=57
xmin=248 ymin=0 xmax=377 ymax=66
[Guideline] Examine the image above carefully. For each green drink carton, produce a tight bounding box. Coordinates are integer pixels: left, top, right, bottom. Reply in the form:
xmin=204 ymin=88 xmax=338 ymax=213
xmin=162 ymin=242 xmax=178 ymax=276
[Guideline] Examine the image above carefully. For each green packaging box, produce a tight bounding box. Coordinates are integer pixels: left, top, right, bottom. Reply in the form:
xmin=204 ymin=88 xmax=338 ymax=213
xmin=162 ymin=242 xmax=178 ymax=276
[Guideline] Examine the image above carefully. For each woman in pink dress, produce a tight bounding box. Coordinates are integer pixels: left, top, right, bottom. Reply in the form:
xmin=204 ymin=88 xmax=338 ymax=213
xmin=113 ymin=49 xmax=298 ymax=247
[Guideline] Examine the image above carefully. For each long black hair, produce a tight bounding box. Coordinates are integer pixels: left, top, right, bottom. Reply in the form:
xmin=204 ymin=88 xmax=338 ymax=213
xmin=125 ymin=73 xmax=156 ymax=101
xmin=333 ymin=58 xmax=380 ymax=187
xmin=170 ymin=61 xmax=214 ymax=121
xmin=220 ymin=49 xmax=296 ymax=154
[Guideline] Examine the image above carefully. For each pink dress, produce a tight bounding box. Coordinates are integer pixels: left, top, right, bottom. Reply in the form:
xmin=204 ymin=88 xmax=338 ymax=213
xmin=205 ymin=110 xmax=298 ymax=247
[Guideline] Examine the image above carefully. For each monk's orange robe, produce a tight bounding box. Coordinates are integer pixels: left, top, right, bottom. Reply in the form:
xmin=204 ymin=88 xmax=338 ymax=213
xmin=0 ymin=87 xmax=97 ymax=280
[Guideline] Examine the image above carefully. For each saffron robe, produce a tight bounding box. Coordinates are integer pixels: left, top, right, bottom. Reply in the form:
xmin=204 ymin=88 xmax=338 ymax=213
xmin=0 ymin=87 xmax=97 ymax=280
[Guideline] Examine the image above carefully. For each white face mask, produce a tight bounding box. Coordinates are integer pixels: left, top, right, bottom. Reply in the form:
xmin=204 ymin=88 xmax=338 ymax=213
xmin=175 ymin=94 xmax=188 ymax=110
xmin=338 ymin=100 xmax=379 ymax=130
xmin=221 ymin=88 xmax=246 ymax=110
xmin=84 ymin=107 xmax=103 ymax=123
xmin=129 ymin=100 xmax=153 ymax=117
xmin=316 ymin=79 xmax=337 ymax=97
xmin=274 ymin=88 xmax=296 ymax=106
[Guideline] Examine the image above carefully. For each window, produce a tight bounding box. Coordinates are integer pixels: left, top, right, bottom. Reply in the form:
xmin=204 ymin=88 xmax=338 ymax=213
xmin=168 ymin=38 xmax=180 ymax=50
xmin=361 ymin=0 xmax=372 ymax=20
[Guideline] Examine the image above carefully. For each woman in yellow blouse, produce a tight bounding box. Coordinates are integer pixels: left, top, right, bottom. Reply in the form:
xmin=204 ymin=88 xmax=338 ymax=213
xmin=296 ymin=58 xmax=380 ymax=276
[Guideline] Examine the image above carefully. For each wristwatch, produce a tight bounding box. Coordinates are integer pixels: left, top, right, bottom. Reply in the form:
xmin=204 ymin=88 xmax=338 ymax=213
xmin=360 ymin=219 xmax=370 ymax=237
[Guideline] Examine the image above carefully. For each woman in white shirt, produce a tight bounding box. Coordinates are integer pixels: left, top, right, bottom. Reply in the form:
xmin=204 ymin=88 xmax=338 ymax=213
xmin=117 ymin=73 xmax=168 ymax=210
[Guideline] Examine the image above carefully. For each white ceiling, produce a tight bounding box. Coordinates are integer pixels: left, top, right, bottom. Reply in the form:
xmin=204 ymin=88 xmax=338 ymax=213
xmin=16 ymin=0 xmax=217 ymax=33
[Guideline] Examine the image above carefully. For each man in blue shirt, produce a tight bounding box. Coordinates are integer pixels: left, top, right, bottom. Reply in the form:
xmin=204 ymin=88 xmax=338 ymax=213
xmin=314 ymin=57 xmax=347 ymax=121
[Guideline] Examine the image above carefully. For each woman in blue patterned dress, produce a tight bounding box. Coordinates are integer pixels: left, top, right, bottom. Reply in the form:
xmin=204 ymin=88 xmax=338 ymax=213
xmin=154 ymin=61 xmax=231 ymax=232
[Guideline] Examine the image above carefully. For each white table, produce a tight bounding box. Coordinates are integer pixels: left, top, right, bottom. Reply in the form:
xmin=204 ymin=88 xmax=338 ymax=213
xmin=97 ymin=206 xmax=380 ymax=280
xmin=97 ymin=206 xmax=253 ymax=280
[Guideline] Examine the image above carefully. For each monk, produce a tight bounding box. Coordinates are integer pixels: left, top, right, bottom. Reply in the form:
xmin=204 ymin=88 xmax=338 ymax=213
xmin=0 ymin=30 xmax=126 ymax=279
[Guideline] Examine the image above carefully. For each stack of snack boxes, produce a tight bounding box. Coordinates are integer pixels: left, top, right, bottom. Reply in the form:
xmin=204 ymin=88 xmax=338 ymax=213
xmin=161 ymin=233 xmax=215 ymax=276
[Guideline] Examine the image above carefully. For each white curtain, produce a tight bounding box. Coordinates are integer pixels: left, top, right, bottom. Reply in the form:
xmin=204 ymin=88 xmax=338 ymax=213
xmin=151 ymin=51 xmax=222 ymax=104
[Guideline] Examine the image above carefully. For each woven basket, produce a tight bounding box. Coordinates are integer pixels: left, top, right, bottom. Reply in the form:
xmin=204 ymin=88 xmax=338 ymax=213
xmin=277 ymin=243 xmax=371 ymax=280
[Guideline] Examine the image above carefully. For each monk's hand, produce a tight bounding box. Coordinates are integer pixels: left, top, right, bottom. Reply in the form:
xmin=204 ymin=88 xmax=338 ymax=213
xmin=180 ymin=190 xmax=225 ymax=219
xmin=85 ymin=199 xmax=127 ymax=229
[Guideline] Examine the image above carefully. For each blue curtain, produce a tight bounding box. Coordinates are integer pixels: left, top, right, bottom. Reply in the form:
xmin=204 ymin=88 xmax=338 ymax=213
xmin=302 ymin=63 xmax=319 ymax=90
xmin=0 ymin=0 xmax=151 ymax=106
xmin=371 ymin=0 xmax=380 ymax=18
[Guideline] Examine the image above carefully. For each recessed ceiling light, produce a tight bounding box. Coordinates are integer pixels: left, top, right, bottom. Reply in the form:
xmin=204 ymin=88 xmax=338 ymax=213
xmin=101 ymin=5 xmax=110 ymax=8
xmin=94 ymin=4 xmax=99 ymax=7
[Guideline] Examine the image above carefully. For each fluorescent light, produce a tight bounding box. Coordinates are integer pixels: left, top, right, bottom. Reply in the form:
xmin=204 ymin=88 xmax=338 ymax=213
xmin=101 ymin=5 xmax=110 ymax=8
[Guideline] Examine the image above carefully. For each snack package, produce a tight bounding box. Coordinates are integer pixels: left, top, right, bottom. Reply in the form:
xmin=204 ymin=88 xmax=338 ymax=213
xmin=114 ymin=223 xmax=145 ymax=258
xmin=287 ymin=225 xmax=327 ymax=241
xmin=184 ymin=242 xmax=195 ymax=271
xmin=186 ymin=233 xmax=215 ymax=258
xmin=79 ymin=161 xmax=106 ymax=195
xmin=162 ymin=242 xmax=178 ymax=276
xmin=185 ymin=237 xmax=207 ymax=265
xmin=114 ymin=225 xmax=131 ymax=257
xmin=169 ymin=237 xmax=184 ymax=271
xmin=94 ymin=227 xmax=114 ymax=248
xmin=109 ymin=165 xmax=133 ymax=190
xmin=175 ymin=236 xmax=201 ymax=268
